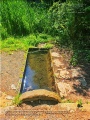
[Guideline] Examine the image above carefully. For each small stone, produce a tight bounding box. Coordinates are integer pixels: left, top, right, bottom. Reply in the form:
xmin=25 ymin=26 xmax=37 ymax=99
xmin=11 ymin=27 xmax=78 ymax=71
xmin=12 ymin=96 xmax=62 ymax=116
xmin=53 ymin=59 xmax=64 ymax=67
xmin=6 ymin=95 xmax=14 ymax=100
xmin=59 ymin=70 xmax=69 ymax=78
xmin=11 ymin=84 xmax=17 ymax=90
xmin=26 ymin=86 xmax=32 ymax=91
xmin=71 ymin=69 xmax=80 ymax=78
xmin=19 ymin=79 xmax=22 ymax=82
xmin=70 ymin=110 xmax=75 ymax=113
xmin=56 ymin=82 xmax=72 ymax=97
xmin=78 ymin=77 xmax=87 ymax=87
xmin=51 ymin=52 xmax=60 ymax=57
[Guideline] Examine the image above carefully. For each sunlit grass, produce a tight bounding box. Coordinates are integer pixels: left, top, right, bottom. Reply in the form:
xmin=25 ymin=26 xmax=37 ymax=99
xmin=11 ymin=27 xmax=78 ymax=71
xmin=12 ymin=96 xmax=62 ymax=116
xmin=1 ymin=34 xmax=55 ymax=52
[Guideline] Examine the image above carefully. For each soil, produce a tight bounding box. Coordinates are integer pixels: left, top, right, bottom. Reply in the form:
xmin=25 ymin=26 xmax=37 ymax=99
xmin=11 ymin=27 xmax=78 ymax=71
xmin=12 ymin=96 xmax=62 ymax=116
xmin=0 ymin=47 xmax=90 ymax=120
xmin=1 ymin=51 xmax=26 ymax=96
xmin=50 ymin=47 xmax=90 ymax=103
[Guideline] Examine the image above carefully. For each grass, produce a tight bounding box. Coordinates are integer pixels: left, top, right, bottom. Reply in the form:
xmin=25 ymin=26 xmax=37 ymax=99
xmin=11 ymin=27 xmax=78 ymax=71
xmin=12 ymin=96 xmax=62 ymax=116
xmin=1 ymin=0 xmax=33 ymax=36
xmin=1 ymin=33 xmax=55 ymax=52
xmin=1 ymin=0 xmax=49 ymax=37
xmin=61 ymin=97 xmax=74 ymax=103
xmin=77 ymin=99 xmax=83 ymax=108
xmin=44 ymin=43 xmax=54 ymax=49
xmin=12 ymin=93 xmax=22 ymax=106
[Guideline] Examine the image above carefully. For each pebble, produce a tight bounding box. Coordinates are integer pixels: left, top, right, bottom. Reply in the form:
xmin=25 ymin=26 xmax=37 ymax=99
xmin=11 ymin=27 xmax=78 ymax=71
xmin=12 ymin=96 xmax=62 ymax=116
xmin=70 ymin=109 xmax=75 ymax=113
xmin=11 ymin=84 xmax=17 ymax=90
xmin=51 ymin=52 xmax=60 ymax=57
xmin=6 ymin=95 xmax=14 ymax=100
xmin=78 ymin=77 xmax=87 ymax=87
xmin=57 ymin=82 xmax=72 ymax=97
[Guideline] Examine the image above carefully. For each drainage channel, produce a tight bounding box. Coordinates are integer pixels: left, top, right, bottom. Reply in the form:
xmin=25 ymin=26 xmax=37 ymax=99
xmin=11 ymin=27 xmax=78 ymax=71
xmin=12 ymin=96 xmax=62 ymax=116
xmin=20 ymin=48 xmax=61 ymax=104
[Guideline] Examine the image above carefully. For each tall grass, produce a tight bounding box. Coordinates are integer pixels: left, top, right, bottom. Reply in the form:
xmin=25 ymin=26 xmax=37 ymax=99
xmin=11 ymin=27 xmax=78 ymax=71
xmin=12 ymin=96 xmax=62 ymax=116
xmin=1 ymin=0 xmax=30 ymax=36
xmin=1 ymin=0 xmax=49 ymax=38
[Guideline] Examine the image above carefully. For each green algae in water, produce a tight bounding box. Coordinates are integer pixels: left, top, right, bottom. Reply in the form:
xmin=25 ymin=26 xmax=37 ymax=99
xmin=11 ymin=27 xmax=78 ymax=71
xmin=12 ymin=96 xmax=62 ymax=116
xmin=21 ymin=49 xmax=55 ymax=93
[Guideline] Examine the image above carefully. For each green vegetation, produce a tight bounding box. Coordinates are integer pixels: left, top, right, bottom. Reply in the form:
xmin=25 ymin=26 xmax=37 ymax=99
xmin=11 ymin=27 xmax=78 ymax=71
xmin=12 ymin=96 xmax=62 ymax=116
xmin=1 ymin=0 xmax=90 ymax=65
xmin=86 ymin=101 xmax=90 ymax=104
xmin=0 ymin=34 xmax=54 ymax=51
xmin=48 ymin=1 xmax=90 ymax=65
xmin=61 ymin=97 xmax=74 ymax=103
xmin=12 ymin=93 xmax=22 ymax=106
xmin=0 ymin=0 xmax=49 ymax=37
xmin=44 ymin=43 xmax=54 ymax=49
xmin=77 ymin=99 xmax=83 ymax=107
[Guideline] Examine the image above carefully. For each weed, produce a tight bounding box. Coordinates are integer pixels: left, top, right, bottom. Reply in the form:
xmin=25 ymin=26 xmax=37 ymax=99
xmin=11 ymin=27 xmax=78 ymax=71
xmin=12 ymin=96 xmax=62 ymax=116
xmin=44 ymin=43 xmax=54 ymax=49
xmin=86 ymin=101 xmax=90 ymax=104
xmin=19 ymin=74 xmax=23 ymax=79
xmin=61 ymin=98 xmax=74 ymax=103
xmin=77 ymin=99 xmax=83 ymax=108
xmin=66 ymin=99 xmax=74 ymax=103
xmin=70 ymin=50 xmax=90 ymax=66
xmin=12 ymin=93 xmax=22 ymax=106
xmin=70 ymin=55 xmax=78 ymax=66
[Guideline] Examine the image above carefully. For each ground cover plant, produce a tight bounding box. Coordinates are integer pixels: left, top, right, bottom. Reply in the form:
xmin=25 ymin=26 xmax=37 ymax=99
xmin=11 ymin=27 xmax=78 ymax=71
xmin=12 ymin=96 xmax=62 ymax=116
xmin=0 ymin=34 xmax=55 ymax=52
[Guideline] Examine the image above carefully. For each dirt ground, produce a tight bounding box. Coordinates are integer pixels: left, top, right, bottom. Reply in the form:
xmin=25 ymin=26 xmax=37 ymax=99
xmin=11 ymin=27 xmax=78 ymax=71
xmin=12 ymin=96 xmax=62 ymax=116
xmin=50 ymin=47 xmax=90 ymax=103
xmin=0 ymin=47 xmax=90 ymax=120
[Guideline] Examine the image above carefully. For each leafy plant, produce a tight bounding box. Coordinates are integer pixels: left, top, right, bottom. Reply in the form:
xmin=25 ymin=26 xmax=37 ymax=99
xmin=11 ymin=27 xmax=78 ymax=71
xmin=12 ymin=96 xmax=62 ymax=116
xmin=70 ymin=51 xmax=78 ymax=66
xmin=70 ymin=50 xmax=90 ymax=66
xmin=48 ymin=1 xmax=90 ymax=65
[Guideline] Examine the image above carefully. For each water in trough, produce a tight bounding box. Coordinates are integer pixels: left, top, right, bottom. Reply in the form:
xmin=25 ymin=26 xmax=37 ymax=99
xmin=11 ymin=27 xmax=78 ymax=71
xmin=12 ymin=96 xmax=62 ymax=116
xmin=20 ymin=48 xmax=55 ymax=93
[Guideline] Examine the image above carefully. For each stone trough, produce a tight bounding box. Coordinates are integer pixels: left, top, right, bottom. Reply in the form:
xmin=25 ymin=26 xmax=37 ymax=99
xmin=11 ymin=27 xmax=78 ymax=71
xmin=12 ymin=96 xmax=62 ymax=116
xmin=20 ymin=48 xmax=55 ymax=93
xmin=20 ymin=48 xmax=61 ymax=103
xmin=20 ymin=89 xmax=61 ymax=103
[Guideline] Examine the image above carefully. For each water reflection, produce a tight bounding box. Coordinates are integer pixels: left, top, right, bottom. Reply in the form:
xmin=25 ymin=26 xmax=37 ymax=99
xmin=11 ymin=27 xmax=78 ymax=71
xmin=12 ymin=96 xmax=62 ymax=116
xmin=21 ymin=49 xmax=55 ymax=93
xmin=22 ymin=65 xmax=39 ymax=92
